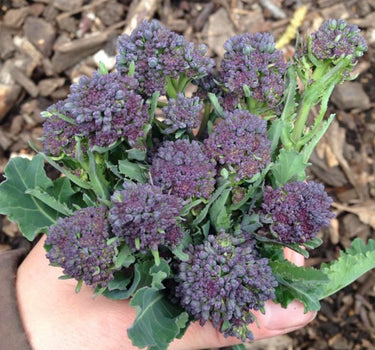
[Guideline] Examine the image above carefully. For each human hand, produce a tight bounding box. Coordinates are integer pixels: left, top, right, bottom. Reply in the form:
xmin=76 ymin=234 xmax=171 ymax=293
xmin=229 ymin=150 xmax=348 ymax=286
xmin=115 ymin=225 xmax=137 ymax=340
xmin=16 ymin=236 xmax=315 ymax=350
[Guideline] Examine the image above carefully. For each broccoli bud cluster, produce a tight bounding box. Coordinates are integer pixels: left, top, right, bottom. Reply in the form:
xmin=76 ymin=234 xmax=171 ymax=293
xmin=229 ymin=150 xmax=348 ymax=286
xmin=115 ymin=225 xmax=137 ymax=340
xmin=161 ymin=93 xmax=202 ymax=134
xmin=116 ymin=20 xmax=215 ymax=95
xmin=311 ymin=19 xmax=368 ymax=62
xmin=261 ymin=181 xmax=335 ymax=244
xmin=41 ymin=101 xmax=80 ymax=157
xmin=64 ymin=72 xmax=149 ymax=148
xmin=175 ymin=233 xmax=277 ymax=341
xmin=109 ymin=183 xmax=184 ymax=252
xmin=150 ymin=139 xmax=217 ymax=199
xmin=221 ymin=32 xmax=287 ymax=110
xmin=45 ymin=207 xmax=119 ymax=288
xmin=204 ymin=110 xmax=271 ymax=181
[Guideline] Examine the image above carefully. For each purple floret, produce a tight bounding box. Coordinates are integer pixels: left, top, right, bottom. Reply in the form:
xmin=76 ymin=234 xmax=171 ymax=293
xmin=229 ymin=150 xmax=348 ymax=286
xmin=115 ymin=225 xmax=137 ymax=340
xmin=109 ymin=183 xmax=184 ymax=252
xmin=311 ymin=19 xmax=368 ymax=62
xmin=41 ymin=101 xmax=80 ymax=157
xmin=221 ymin=32 xmax=287 ymax=110
xmin=64 ymin=71 xmax=149 ymax=148
xmin=45 ymin=207 xmax=119 ymax=288
xmin=116 ymin=20 xmax=214 ymax=95
xmin=162 ymin=93 xmax=202 ymax=134
xmin=174 ymin=232 xmax=277 ymax=341
xmin=150 ymin=139 xmax=217 ymax=200
xmin=204 ymin=110 xmax=271 ymax=181
xmin=261 ymin=181 xmax=335 ymax=244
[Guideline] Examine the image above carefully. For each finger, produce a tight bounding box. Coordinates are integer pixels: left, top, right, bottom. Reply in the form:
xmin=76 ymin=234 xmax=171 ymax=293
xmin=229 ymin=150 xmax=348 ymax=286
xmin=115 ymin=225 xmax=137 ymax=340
xmin=172 ymin=300 xmax=316 ymax=350
xmin=283 ymin=247 xmax=305 ymax=266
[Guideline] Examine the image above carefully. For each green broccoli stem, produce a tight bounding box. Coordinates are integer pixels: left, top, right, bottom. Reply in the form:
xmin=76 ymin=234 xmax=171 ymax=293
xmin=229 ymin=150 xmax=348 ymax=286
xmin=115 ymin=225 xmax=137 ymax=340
xmin=232 ymin=344 xmax=246 ymax=350
xmin=277 ymin=65 xmax=298 ymax=152
xmin=196 ymin=101 xmax=212 ymax=140
xmin=290 ymin=57 xmax=351 ymax=148
xmin=87 ymin=151 xmax=111 ymax=205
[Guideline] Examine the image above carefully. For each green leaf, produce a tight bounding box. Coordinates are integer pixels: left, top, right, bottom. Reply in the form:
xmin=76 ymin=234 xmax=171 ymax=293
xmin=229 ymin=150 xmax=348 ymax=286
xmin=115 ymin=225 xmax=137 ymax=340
xmin=0 ymin=155 xmax=62 ymax=240
xmin=91 ymin=140 xmax=122 ymax=153
xmin=180 ymin=199 xmax=203 ymax=217
xmin=149 ymin=259 xmax=170 ymax=290
xmin=127 ymin=148 xmax=146 ymax=161
xmin=270 ymin=259 xmax=329 ymax=312
xmin=209 ymin=187 xmax=231 ymax=231
xmin=24 ymin=177 xmax=76 ymax=217
xmin=25 ymin=187 xmax=73 ymax=216
xmin=147 ymin=91 xmax=160 ymax=120
xmin=319 ymin=238 xmax=375 ymax=300
xmin=128 ymin=287 xmax=189 ymax=350
xmin=118 ymin=159 xmax=147 ymax=183
xmin=38 ymin=152 xmax=92 ymax=190
xmin=87 ymin=151 xmax=110 ymax=202
xmin=103 ymin=261 xmax=152 ymax=300
xmin=243 ymin=84 xmax=252 ymax=98
xmin=303 ymin=237 xmax=323 ymax=250
xmin=114 ymin=244 xmax=136 ymax=268
xmin=271 ymin=149 xmax=307 ymax=186
xmin=208 ymin=92 xmax=224 ymax=117
xmin=192 ymin=180 xmax=230 ymax=226
xmin=300 ymin=113 xmax=335 ymax=163
xmin=128 ymin=61 xmax=136 ymax=77
xmin=172 ymin=245 xmax=189 ymax=262
xmin=107 ymin=271 xmax=132 ymax=291
xmin=98 ymin=61 xmax=108 ymax=75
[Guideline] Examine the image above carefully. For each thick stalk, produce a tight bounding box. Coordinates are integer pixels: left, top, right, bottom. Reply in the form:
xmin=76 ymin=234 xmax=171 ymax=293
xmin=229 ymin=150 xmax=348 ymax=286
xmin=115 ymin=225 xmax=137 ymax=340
xmin=87 ymin=151 xmax=110 ymax=204
xmin=291 ymin=58 xmax=350 ymax=146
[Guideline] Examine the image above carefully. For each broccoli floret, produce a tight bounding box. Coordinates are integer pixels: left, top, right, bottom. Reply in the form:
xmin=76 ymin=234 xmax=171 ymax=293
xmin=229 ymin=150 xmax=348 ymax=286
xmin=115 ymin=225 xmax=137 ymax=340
xmin=310 ymin=19 xmax=368 ymax=62
xmin=221 ymin=32 xmax=287 ymax=111
xmin=41 ymin=101 xmax=81 ymax=157
xmin=261 ymin=181 xmax=335 ymax=244
xmin=116 ymin=20 xmax=215 ymax=95
xmin=204 ymin=110 xmax=271 ymax=181
xmin=64 ymin=71 xmax=148 ymax=148
xmin=162 ymin=93 xmax=203 ymax=134
xmin=174 ymin=232 xmax=277 ymax=341
xmin=150 ymin=139 xmax=217 ymax=200
xmin=45 ymin=207 xmax=118 ymax=288
xmin=109 ymin=183 xmax=184 ymax=252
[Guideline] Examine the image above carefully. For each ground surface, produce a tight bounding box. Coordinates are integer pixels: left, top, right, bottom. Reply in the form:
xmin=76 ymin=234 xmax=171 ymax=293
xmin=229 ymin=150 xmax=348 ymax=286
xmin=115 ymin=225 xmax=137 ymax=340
xmin=0 ymin=0 xmax=374 ymax=349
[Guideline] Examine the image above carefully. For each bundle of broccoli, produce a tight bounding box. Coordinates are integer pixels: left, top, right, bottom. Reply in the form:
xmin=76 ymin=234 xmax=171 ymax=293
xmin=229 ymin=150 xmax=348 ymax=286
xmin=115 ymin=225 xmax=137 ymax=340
xmin=1 ymin=18 xmax=374 ymax=350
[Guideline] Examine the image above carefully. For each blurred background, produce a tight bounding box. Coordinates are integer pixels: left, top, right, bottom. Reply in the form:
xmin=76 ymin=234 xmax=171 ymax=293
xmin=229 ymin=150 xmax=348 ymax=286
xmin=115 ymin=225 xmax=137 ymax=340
xmin=0 ymin=0 xmax=374 ymax=349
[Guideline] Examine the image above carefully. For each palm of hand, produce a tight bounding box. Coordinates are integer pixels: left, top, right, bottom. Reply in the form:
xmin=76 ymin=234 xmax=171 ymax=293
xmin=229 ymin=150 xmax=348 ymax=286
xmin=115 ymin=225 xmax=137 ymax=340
xmin=16 ymin=236 xmax=315 ymax=350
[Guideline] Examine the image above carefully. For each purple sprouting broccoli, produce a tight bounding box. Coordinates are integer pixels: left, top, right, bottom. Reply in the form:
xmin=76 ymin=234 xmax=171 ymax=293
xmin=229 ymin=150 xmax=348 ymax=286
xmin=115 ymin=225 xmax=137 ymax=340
xmin=150 ymin=139 xmax=217 ymax=200
xmin=221 ymin=32 xmax=287 ymax=111
xmin=116 ymin=20 xmax=215 ymax=95
xmin=45 ymin=207 xmax=119 ymax=288
xmin=174 ymin=232 xmax=277 ymax=341
xmin=109 ymin=183 xmax=184 ymax=253
xmin=193 ymin=73 xmax=240 ymax=112
xmin=41 ymin=101 xmax=81 ymax=157
xmin=204 ymin=110 xmax=271 ymax=181
xmin=162 ymin=93 xmax=203 ymax=134
xmin=261 ymin=181 xmax=335 ymax=244
xmin=310 ymin=19 xmax=368 ymax=62
xmin=64 ymin=71 xmax=149 ymax=149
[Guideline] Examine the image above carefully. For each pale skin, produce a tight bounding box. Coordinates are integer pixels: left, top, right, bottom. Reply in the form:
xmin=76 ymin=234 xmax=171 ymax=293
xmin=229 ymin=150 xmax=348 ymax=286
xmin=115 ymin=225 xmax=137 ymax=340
xmin=16 ymin=236 xmax=316 ymax=350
